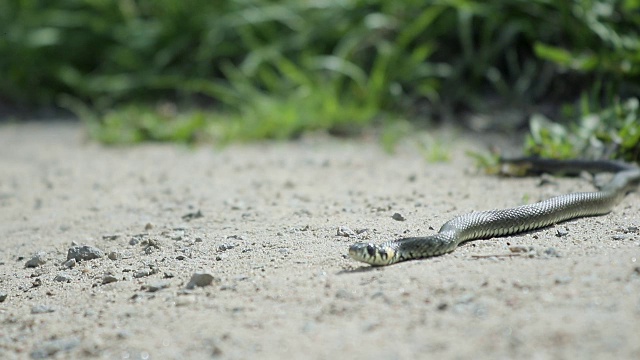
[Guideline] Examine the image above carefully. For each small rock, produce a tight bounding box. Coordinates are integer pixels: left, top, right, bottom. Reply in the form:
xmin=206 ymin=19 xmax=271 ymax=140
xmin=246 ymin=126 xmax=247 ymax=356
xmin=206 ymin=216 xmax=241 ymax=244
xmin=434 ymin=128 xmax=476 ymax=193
xmin=25 ymin=252 xmax=47 ymax=268
xmin=336 ymin=226 xmax=357 ymax=237
xmin=186 ymin=272 xmax=217 ymax=289
xmin=134 ymin=268 xmax=155 ymax=278
xmin=391 ymin=212 xmax=406 ymax=221
xmin=62 ymin=258 xmax=76 ymax=269
xmin=555 ymin=228 xmax=569 ymax=237
xmin=144 ymin=281 xmax=170 ymax=292
xmin=67 ymin=245 xmax=104 ymax=262
xmin=107 ymin=251 xmax=120 ymax=260
xmin=102 ymin=234 xmax=119 ymax=241
xmin=217 ymin=243 xmax=235 ymax=252
xmin=612 ymin=234 xmax=627 ymax=241
xmin=53 ymin=273 xmax=72 ymax=283
xmin=509 ymin=245 xmax=530 ymax=253
xmin=31 ymin=305 xmax=55 ymax=314
xmin=144 ymin=222 xmax=154 ymax=230
xmin=102 ymin=275 xmax=118 ymax=284
xmin=30 ymin=337 xmax=80 ymax=359
xmin=182 ymin=210 xmax=203 ymax=221
xmin=0 ymin=292 xmax=7 ymax=302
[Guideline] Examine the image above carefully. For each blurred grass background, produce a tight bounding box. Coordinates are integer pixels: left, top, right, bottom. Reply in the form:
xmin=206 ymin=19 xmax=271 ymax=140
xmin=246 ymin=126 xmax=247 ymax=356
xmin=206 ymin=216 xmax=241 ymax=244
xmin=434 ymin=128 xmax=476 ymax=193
xmin=0 ymin=0 xmax=638 ymax=160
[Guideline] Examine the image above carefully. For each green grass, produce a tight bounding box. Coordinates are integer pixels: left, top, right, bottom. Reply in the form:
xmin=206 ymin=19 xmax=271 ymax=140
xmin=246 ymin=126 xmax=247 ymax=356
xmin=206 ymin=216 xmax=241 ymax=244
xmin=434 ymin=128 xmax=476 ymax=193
xmin=1 ymin=0 xmax=639 ymax=158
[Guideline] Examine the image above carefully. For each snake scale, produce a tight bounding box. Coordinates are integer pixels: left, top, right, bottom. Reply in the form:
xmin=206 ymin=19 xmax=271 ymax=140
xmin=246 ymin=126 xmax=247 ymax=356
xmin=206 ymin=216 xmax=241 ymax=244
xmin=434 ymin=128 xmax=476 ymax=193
xmin=349 ymin=158 xmax=640 ymax=266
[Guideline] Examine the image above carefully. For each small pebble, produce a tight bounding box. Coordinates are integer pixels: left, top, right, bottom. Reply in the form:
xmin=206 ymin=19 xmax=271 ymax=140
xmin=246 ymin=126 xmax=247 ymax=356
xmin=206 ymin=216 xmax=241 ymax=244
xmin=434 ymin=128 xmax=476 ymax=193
xmin=555 ymin=228 xmax=569 ymax=237
xmin=107 ymin=251 xmax=120 ymax=260
xmin=509 ymin=245 xmax=530 ymax=253
xmin=612 ymin=234 xmax=627 ymax=241
xmin=31 ymin=305 xmax=55 ymax=314
xmin=0 ymin=292 xmax=7 ymax=302
xmin=134 ymin=268 xmax=155 ymax=278
xmin=392 ymin=212 xmax=406 ymax=221
xmin=145 ymin=222 xmax=154 ymax=230
xmin=25 ymin=252 xmax=47 ymax=268
xmin=144 ymin=281 xmax=170 ymax=292
xmin=336 ymin=226 xmax=357 ymax=237
xmin=217 ymin=243 xmax=235 ymax=251
xmin=67 ymin=245 xmax=104 ymax=261
xmin=102 ymin=275 xmax=118 ymax=284
xmin=186 ymin=272 xmax=217 ymax=289
xmin=181 ymin=210 xmax=203 ymax=221
xmin=62 ymin=258 xmax=76 ymax=269
xmin=53 ymin=273 xmax=72 ymax=283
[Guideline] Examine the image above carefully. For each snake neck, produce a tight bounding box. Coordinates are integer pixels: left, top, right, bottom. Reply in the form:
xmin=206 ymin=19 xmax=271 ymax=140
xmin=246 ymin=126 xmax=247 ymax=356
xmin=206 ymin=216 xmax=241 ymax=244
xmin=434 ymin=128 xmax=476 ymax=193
xmin=385 ymin=231 xmax=460 ymax=264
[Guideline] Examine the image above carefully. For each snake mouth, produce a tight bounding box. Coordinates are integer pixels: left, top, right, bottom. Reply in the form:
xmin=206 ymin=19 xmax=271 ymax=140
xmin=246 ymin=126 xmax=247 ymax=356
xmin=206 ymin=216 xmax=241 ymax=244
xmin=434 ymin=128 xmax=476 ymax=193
xmin=348 ymin=242 xmax=376 ymax=261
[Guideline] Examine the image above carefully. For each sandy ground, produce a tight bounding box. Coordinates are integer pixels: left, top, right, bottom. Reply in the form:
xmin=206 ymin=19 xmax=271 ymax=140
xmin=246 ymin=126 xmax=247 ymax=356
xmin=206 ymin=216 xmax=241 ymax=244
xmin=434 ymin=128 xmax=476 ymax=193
xmin=0 ymin=121 xmax=639 ymax=360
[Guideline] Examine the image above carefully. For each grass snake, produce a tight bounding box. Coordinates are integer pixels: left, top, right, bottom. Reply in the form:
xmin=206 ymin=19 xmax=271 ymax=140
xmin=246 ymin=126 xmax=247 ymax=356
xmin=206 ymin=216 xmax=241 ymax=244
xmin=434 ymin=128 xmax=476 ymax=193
xmin=349 ymin=158 xmax=640 ymax=266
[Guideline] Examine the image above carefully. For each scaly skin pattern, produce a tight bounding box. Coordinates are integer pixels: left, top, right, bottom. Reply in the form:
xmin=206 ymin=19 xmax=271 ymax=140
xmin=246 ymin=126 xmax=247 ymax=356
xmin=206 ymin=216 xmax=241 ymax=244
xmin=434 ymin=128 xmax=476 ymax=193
xmin=349 ymin=164 xmax=640 ymax=266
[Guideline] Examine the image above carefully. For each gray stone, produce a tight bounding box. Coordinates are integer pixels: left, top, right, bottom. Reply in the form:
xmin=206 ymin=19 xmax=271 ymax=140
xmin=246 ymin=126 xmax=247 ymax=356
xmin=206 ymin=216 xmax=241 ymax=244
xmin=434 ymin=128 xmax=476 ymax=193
xmin=102 ymin=275 xmax=118 ymax=284
xmin=391 ymin=212 xmax=406 ymax=221
xmin=31 ymin=305 xmax=55 ymax=314
xmin=336 ymin=226 xmax=357 ymax=237
xmin=62 ymin=258 xmax=76 ymax=269
xmin=133 ymin=268 xmax=155 ymax=278
xmin=25 ymin=252 xmax=47 ymax=268
xmin=53 ymin=273 xmax=72 ymax=283
xmin=186 ymin=272 xmax=217 ymax=289
xmin=67 ymin=245 xmax=104 ymax=261
xmin=144 ymin=281 xmax=170 ymax=292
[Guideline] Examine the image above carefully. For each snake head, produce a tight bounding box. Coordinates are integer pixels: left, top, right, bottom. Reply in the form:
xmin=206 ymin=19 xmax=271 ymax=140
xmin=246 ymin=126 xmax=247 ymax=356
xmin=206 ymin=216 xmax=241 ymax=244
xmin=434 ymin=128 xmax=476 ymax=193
xmin=348 ymin=242 xmax=396 ymax=266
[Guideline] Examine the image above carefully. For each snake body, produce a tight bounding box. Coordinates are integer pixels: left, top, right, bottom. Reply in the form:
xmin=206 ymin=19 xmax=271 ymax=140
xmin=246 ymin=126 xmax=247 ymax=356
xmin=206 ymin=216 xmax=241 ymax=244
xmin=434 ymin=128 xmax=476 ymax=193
xmin=349 ymin=159 xmax=640 ymax=266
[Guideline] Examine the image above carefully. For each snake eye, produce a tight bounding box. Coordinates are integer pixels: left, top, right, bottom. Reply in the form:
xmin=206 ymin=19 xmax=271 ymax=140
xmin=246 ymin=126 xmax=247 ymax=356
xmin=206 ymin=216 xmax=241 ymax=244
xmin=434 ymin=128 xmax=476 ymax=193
xmin=366 ymin=244 xmax=377 ymax=257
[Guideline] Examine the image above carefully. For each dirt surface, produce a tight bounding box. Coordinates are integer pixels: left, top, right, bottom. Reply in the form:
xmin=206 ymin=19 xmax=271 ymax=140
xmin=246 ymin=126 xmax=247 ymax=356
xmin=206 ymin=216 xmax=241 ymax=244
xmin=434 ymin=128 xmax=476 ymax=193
xmin=1 ymin=122 xmax=639 ymax=359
